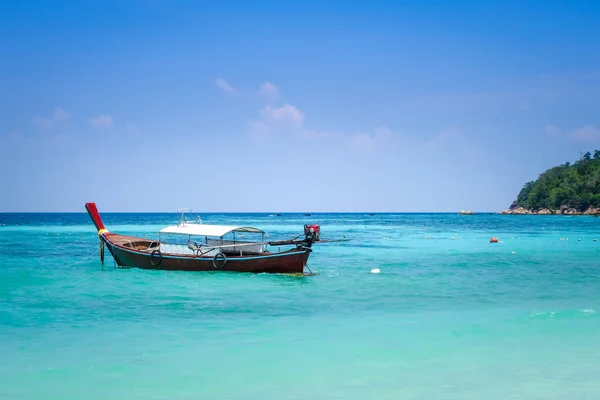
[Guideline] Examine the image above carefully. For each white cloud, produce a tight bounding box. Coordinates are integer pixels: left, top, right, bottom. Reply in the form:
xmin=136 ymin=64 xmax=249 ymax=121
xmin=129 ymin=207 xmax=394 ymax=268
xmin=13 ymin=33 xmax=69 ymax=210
xmin=126 ymin=123 xmax=140 ymax=135
xmin=250 ymin=104 xmax=305 ymax=139
xmin=53 ymin=108 xmax=68 ymax=121
xmin=215 ymin=78 xmax=237 ymax=94
xmin=425 ymin=128 xmax=479 ymax=160
xmin=349 ymin=127 xmax=391 ymax=152
xmin=33 ymin=107 xmax=68 ymax=129
xmin=243 ymin=85 xmax=393 ymax=152
xmin=571 ymin=124 xmax=600 ymax=142
xmin=259 ymin=82 xmax=279 ymax=99
xmin=260 ymin=104 xmax=304 ymax=125
xmin=90 ymin=115 xmax=114 ymax=129
xmin=248 ymin=120 xmax=272 ymax=139
xmin=545 ymin=124 xmax=562 ymax=137
xmin=248 ymin=101 xmax=390 ymax=152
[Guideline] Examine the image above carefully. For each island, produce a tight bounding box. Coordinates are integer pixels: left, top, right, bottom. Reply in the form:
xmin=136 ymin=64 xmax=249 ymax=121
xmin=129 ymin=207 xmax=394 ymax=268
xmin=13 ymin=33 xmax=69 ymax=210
xmin=499 ymin=151 xmax=600 ymax=215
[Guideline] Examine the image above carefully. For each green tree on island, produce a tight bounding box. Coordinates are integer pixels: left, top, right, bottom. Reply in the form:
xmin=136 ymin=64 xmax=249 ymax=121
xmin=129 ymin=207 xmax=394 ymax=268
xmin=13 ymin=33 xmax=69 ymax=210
xmin=514 ymin=151 xmax=600 ymax=211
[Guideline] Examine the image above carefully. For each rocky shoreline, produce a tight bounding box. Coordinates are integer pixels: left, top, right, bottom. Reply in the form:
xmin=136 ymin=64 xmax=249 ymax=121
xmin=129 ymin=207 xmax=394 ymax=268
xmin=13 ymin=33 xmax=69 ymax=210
xmin=499 ymin=202 xmax=600 ymax=215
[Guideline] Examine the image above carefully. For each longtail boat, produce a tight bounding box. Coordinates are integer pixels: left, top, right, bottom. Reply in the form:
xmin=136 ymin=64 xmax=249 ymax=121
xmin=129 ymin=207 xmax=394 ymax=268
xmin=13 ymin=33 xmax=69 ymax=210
xmin=85 ymin=202 xmax=337 ymax=274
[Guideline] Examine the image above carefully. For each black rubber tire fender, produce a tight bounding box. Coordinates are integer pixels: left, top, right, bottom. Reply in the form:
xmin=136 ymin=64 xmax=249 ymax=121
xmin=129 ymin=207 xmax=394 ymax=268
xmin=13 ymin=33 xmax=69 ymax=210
xmin=213 ymin=252 xmax=227 ymax=269
xmin=150 ymin=249 xmax=163 ymax=267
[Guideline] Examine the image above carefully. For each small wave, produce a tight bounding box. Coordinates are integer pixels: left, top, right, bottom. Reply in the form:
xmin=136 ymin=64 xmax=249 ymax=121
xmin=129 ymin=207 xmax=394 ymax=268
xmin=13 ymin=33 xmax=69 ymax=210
xmin=530 ymin=309 xmax=596 ymax=319
xmin=531 ymin=311 xmax=556 ymax=318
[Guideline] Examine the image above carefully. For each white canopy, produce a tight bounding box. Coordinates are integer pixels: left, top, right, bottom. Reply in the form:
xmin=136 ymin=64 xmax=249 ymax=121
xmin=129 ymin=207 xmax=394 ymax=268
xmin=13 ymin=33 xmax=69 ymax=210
xmin=158 ymin=223 xmax=264 ymax=237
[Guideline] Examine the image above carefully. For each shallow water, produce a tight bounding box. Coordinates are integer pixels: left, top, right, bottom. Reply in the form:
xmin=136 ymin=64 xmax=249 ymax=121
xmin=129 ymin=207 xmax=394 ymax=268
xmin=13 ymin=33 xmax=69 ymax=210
xmin=1 ymin=212 xmax=600 ymax=399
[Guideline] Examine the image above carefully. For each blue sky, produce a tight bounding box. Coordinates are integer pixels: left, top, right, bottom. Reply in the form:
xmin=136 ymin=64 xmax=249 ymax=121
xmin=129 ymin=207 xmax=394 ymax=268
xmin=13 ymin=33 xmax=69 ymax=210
xmin=1 ymin=0 xmax=599 ymax=212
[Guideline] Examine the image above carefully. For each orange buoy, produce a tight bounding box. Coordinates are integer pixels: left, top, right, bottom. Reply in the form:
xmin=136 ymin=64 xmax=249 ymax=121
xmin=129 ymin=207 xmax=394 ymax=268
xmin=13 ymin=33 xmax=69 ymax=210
xmin=490 ymin=237 xmax=499 ymax=243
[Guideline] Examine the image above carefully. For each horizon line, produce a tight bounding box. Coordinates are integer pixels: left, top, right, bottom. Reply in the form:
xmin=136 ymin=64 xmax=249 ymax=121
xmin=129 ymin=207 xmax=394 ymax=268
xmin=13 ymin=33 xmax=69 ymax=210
xmin=0 ymin=211 xmax=501 ymax=214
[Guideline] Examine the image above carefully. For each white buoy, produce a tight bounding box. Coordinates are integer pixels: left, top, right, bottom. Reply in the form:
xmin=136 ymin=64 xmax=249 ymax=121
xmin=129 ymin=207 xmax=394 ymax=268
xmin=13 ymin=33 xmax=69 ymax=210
xmin=370 ymin=268 xmax=380 ymax=274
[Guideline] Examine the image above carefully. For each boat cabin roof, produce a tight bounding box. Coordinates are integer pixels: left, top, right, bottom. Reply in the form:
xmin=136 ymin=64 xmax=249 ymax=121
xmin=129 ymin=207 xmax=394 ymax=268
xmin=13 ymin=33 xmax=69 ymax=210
xmin=158 ymin=223 xmax=264 ymax=238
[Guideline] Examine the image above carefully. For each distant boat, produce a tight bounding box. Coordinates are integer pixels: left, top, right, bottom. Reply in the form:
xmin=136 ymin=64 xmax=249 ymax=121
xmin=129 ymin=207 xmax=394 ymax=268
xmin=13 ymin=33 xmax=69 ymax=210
xmin=85 ymin=203 xmax=344 ymax=274
xmin=459 ymin=210 xmax=474 ymax=215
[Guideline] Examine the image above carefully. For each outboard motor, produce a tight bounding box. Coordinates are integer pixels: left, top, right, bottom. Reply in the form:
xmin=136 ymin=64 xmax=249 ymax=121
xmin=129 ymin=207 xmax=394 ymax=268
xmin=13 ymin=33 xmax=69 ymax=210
xmin=304 ymin=224 xmax=321 ymax=243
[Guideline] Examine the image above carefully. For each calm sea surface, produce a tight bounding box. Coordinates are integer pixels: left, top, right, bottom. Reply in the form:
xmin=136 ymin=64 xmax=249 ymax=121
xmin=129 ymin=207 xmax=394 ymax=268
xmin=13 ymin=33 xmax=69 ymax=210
xmin=1 ymin=212 xmax=600 ymax=399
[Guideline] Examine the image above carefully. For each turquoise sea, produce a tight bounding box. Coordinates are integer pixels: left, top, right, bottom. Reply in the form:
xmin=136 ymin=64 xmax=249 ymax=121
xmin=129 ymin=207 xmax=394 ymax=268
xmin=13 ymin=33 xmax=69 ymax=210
xmin=1 ymin=212 xmax=600 ymax=399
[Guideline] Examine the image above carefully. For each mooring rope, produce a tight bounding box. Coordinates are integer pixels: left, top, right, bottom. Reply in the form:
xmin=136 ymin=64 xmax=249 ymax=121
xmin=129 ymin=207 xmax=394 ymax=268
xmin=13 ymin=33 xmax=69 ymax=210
xmin=306 ymin=262 xmax=314 ymax=274
xmin=61 ymin=249 xmax=100 ymax=268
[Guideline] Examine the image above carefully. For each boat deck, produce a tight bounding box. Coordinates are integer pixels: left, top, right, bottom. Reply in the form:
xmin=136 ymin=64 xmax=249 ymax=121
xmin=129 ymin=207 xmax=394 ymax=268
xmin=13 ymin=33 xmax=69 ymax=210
xmin=104 ymin=233 xmax=158 ymax=251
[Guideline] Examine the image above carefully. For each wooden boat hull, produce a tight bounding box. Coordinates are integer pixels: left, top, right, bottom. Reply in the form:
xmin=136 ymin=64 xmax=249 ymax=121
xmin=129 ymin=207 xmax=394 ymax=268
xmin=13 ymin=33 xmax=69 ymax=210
xmin=102 ymin=233 xmax=310 ymax=274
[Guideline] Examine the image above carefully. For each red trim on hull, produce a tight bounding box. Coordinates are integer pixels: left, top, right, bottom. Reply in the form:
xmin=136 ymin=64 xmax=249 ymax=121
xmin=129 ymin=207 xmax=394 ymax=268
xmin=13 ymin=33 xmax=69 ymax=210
xmin=102 ymin=234 xmax=309 ymax=274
